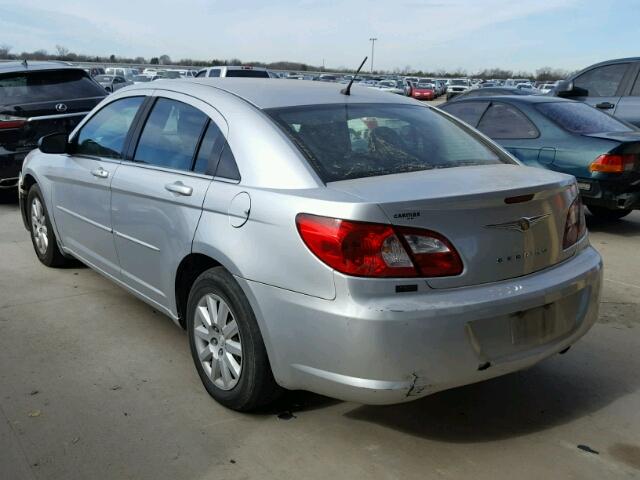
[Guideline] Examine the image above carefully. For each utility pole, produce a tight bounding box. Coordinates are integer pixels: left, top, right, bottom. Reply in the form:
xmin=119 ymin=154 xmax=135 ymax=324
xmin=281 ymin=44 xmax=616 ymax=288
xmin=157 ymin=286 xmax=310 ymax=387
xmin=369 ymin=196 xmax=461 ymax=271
xmin=369 ymin=37 xmax=377 ymax=73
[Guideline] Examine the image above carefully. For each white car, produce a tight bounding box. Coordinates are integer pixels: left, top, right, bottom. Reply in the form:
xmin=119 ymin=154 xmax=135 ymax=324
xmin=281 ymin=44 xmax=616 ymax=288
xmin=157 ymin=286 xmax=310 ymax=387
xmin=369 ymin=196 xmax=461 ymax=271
xmin=446 ymin=78 xmax=471 ymax=99
xmin=196 ymin=66 xmax=270 ymax=78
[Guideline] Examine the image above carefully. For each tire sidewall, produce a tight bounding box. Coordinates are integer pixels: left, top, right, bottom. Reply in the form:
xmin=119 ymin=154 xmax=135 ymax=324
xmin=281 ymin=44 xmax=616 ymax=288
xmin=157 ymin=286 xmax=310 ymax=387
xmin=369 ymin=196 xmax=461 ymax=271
xmin=186 ymin=268 xmax=265 ymax=410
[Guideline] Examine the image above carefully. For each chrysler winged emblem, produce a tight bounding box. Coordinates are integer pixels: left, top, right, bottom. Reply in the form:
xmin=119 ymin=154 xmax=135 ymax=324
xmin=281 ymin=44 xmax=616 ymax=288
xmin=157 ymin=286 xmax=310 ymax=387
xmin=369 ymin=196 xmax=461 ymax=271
xmin=485 ymin=214 xmax=550 ymax=233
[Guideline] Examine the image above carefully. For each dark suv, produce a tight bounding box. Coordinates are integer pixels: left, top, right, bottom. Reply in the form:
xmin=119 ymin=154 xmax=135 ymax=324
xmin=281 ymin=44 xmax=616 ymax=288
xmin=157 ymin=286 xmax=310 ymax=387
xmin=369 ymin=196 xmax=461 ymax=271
xmin=0 ymin=61 xmax=106 ymax=191
xmin=554 ymin=57 xmax=640 ymax=127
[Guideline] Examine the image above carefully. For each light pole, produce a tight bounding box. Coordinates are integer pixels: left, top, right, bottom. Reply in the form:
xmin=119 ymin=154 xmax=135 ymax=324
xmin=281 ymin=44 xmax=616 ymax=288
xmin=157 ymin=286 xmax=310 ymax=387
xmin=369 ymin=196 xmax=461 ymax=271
xmin=369 ymin=37 xmax=377 ymax=73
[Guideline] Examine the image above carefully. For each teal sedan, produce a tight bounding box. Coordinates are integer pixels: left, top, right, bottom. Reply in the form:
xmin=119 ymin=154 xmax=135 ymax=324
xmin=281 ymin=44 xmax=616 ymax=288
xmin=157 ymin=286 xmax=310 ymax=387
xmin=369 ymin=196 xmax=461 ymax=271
xmin=440 ymin=96 xmax=640 ymax=220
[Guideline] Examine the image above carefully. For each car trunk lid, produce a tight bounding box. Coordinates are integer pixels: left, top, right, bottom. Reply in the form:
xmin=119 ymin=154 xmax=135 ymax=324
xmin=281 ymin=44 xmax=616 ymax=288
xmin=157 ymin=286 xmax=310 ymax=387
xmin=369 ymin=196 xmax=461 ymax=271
xmin=328 ymin=164 xmax=577 ymax=288
xmin=0 ymin=68 xmax=105 ymax=150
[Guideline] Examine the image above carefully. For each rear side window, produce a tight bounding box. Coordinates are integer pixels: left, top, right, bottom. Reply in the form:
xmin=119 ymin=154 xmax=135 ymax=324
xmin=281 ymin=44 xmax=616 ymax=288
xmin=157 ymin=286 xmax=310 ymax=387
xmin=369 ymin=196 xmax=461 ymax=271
xmin=134 ymin=98 xmax=208 ymax=171
xmin=267 ymin=103 xmax=507 ymax=182
xmin=476 ymin=103 xmax=539 ymax=139
xmin=440 ymin=101 xmax=489 ymax=126
xmin=0 ymin=69 xmax=105 ymax=105
xmin=215 ymin=144 xmax=240 ymax=181
xmin=208 ymin=69 xmax=221 ymax=78
xmin=76 ymin=96 xmax=143 ymax=158
xmin=536 ymin=101 xmax=633 ymax=134
xmin=193 ymin=121 xmax=226 ymax=175
xmin=573 ymin=63 xmax=628 ymax=97
xmin=225 ymin=69 xmax=269 ymax=78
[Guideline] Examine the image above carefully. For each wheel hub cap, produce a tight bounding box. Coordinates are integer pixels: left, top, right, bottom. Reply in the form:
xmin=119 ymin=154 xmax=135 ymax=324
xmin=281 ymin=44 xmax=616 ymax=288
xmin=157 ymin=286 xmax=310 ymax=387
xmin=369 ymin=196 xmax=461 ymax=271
xmin=30 ymin=198 xmax=48 ymax=255
xmin=193 ymin=293 xmax=242 ymax=390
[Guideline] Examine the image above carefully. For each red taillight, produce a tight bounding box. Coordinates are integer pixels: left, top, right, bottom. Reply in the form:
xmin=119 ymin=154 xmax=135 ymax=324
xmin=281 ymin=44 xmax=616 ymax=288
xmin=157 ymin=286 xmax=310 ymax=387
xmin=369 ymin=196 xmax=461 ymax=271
xmin=589 ymin=153 xmax=636 ymax=173
xmin=563 ymin=195 xmax=586 ymax=249
xmin=295 ymin=213 xmax=463 ymax=278
xmin=0 ymin=114 xmax=26 ymax=130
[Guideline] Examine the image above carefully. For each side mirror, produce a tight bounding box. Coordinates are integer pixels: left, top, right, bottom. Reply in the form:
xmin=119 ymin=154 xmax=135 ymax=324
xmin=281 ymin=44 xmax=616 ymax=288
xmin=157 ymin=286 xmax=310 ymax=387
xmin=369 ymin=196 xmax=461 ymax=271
xmin=555 ymin=80 xmax=588 ymax=98
xmin=38 ymin=132 xmax=69 ymax=154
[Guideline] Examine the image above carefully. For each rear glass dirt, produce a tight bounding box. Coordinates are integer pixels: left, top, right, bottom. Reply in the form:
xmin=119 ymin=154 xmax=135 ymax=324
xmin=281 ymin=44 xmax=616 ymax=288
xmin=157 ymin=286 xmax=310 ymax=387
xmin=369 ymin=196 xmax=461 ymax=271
xmin=536 ymin=101 xmax=634 ymax=134
xmin=266 ymin=103 xmax=508 ymax=182
xmin=0 ymin=69 xmax=105 ymax=105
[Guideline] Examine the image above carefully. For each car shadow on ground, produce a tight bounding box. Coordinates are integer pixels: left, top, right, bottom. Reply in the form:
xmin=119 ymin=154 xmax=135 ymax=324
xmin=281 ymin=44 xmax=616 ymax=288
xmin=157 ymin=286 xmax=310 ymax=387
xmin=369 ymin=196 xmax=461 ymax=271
xmin=586 ymin=212 xmax=640 ymax=237
xmin=343 ymin=343 xmax=637 ymax=442
xmin=0 ymin=190 xmax=19 ymax=205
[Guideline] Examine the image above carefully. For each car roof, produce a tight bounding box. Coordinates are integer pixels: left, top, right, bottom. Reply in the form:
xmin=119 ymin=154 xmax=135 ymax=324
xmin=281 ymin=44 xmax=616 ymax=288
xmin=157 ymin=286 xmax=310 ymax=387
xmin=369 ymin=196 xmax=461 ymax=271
xmin=132 ymin=78 xmax=418 ymax=109
xmin=447 ymin=94 xmax=573 ymax=105
xmin=0 ymin=60 xmax=84 ymax=74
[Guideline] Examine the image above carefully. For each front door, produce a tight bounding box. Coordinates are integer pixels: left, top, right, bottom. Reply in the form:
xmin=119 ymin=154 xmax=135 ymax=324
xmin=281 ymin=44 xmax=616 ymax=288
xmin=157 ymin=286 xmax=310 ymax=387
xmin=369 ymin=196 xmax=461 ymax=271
xmin=51 ymin=96 xmax=145 ymax=278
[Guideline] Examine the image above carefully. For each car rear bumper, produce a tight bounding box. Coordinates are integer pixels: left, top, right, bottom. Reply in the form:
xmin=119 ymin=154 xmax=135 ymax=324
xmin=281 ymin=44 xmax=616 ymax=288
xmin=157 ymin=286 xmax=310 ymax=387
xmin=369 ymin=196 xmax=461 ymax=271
xmin=238 ymin=244 xmax=602 ymax=405
xmin=0 ymin=149 xmax=28 ymax=189
xmin=578 ymin=177 xmax=640 ymax=210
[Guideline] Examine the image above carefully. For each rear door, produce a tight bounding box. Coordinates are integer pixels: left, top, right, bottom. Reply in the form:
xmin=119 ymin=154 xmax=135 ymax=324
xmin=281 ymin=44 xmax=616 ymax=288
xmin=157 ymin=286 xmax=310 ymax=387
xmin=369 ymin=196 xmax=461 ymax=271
xmin=571 ymin=62 xmax=631 ymax=114
xmin=51 ymin=95 xmax=145 ymax=278
xmin=110 ymin=92 xmax=227 ymax=312
xmin=613 ymin=62 xmax=640 ymax=127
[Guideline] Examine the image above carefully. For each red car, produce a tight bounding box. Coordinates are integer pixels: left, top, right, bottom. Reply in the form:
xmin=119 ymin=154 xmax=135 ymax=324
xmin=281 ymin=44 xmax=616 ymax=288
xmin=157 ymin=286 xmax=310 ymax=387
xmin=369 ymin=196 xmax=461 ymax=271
xmin=410 ymin=82 xmax=436 ymax=101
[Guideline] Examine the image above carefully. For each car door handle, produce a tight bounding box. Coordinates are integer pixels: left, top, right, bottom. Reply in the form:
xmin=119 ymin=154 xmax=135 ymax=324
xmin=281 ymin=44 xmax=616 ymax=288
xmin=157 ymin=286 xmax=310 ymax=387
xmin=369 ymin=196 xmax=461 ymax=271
xmin=596 ymin=102 xmax=615 ymax=110
xmin=91 ymin=167 xmax=109 ymax=178
xmin=165 ymin=181 xmax=193 ymax=196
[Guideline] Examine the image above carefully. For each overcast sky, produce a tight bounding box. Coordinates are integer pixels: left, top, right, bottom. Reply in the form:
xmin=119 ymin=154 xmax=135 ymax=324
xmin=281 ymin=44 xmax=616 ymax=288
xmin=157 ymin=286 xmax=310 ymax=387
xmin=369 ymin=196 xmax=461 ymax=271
xmin=0 ymin=0 xmax=638 ymax=72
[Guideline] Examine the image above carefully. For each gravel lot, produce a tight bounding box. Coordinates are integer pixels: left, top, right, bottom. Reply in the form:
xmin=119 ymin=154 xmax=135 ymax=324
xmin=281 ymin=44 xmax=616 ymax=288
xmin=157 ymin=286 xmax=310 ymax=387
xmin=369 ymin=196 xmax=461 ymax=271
xmin=1 ymin=195 xmax=639 ymax=480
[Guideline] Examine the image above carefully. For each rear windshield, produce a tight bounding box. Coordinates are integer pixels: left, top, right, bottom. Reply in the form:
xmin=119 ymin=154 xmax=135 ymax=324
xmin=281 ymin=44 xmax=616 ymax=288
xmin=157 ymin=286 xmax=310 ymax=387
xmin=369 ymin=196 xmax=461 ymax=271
xmin=266 ymin=103 xmax=507 ymax=182
xmin=536 ymin=101 xmax=634 ymax=134
xmin=225 ymin=69 xmax=269 ymax=78
xmin=0 ymin=69 xmax=105 ymax=105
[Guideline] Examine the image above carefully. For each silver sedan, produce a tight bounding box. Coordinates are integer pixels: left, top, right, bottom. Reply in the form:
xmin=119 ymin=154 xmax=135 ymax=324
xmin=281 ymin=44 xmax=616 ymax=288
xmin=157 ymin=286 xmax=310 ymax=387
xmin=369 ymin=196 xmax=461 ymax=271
xmin=18 ymin=79 xmax=602 ymax=411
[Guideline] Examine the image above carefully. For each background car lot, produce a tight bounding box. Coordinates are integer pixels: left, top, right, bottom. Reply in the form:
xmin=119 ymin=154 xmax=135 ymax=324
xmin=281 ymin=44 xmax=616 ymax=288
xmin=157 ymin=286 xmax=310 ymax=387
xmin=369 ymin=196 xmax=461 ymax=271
xmin=1 ymin=196 xmax=638 ymax=480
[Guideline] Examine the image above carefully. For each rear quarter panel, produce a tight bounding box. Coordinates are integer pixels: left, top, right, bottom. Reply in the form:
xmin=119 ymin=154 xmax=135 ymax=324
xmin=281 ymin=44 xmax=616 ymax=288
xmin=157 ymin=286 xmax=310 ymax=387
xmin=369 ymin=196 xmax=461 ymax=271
xmin=193 ymin=182 xmax=390 ymax=301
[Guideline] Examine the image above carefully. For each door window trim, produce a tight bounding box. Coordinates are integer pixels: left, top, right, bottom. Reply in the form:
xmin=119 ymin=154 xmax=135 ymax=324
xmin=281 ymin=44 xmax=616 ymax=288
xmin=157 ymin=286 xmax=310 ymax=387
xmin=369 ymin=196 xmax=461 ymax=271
xmin=122 ymin=94 xmax=233 ymax=180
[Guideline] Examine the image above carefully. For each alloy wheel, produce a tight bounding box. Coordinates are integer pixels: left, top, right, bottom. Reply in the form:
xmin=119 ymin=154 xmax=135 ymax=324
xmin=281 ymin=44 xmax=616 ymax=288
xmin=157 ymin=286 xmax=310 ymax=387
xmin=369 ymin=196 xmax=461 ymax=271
xmin=31 ymin=197 xmax=48 ymax=256
xmin=193 ymin=293 xmax=243 ymax=390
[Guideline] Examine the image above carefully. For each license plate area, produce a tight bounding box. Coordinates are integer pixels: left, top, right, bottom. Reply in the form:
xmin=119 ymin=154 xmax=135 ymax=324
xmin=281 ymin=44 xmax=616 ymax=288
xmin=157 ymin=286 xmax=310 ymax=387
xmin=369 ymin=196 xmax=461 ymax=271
xmin=510 ymin=303 xmax=573 ymax=346
xmin=465 ymin=290 xmax=587 ymax=362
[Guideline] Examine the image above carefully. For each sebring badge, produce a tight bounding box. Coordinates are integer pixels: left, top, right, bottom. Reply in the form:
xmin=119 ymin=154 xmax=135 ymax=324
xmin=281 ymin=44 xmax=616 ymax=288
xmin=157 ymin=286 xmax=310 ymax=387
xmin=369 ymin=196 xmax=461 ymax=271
xmin=484 ymin=214 xmax=550 ymax=233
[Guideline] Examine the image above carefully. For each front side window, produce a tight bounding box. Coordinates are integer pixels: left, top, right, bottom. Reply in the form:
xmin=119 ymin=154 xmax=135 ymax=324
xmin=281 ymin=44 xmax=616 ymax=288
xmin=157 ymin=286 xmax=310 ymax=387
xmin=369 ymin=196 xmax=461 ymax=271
xmin=134 ymin=98 xmax=208 ymax=171
xmin=574 ymin=63 xmax=628 ymax=97
xmin=476 ymin=103 xmax=539 ymax=139
xmin=267 ymin=103 xmax=507 ymax=182
xmin=208 ymin=69 xmax=221 ymax=78
xmin=536 ymin=101 xmax=634 ymax=134
xmin=75 ymin=96 xmax=144 ymax=158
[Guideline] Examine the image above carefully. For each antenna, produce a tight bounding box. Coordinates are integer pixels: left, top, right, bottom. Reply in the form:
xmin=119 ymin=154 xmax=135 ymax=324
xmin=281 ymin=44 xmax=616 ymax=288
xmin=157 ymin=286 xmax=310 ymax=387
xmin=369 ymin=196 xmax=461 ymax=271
xmin=340 ymin=56 xmax=368 ymax=96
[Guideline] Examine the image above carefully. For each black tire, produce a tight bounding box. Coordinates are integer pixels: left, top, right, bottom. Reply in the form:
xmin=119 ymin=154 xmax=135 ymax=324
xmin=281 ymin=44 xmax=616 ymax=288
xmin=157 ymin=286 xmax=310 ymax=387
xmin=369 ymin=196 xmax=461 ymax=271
xmin=587 ymin=205 xmax=632 ymax=221
xmin=26 ymin=184 xmax=70 ymax=267
xmin=187 ymin=267 xmax=282 ymax=411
